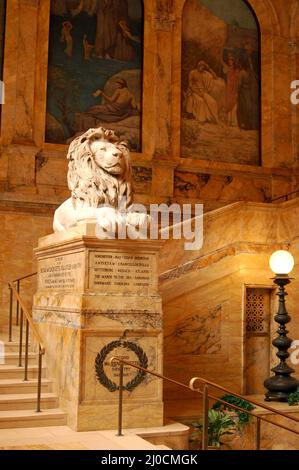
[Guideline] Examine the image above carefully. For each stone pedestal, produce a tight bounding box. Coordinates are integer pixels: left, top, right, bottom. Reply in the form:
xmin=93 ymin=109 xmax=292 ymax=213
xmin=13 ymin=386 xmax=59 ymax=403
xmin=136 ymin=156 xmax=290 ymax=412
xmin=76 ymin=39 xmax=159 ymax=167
xmin=33 ymin=223 xmax=164 ymax=431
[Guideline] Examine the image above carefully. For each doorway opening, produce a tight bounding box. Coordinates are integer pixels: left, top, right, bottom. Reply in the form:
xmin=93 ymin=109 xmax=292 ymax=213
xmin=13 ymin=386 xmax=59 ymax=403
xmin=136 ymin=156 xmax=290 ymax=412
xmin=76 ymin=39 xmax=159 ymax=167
xmin=244 ymin=287 xmax=273 ymax=395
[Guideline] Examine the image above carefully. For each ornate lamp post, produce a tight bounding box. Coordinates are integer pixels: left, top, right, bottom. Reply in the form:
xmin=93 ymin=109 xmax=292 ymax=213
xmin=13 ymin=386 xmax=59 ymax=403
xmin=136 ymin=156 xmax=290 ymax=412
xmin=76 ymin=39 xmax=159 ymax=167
xmin=264 ymin=250 xmax=299 ymax=402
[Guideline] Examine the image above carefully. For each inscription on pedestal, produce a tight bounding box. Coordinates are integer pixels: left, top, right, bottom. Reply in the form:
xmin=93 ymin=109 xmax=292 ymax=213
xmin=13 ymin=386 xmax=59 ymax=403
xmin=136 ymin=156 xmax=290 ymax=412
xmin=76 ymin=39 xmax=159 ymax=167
xmin=88 ymin=251 xmax=154 ymax=293
xmin=38 ymin=253 xmax=84 ymax=290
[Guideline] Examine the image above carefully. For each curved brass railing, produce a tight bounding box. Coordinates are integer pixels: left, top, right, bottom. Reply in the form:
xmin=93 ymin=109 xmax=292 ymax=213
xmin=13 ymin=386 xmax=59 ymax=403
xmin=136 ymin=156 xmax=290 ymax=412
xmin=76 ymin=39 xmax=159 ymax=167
xmin=9 ymin=272 xmax=37 ymax=331
xmin=8 ymin=282 xmax=45 ymax=354
xmin=270 ymin=190 xmax=299 ymax=203
xmin=12 ymin=272 xmax=37 ymax=283
xmin=111 ymin=357 xmax=299 ymax=451
xmin=7 ymin=273 xmax=44 ymax=412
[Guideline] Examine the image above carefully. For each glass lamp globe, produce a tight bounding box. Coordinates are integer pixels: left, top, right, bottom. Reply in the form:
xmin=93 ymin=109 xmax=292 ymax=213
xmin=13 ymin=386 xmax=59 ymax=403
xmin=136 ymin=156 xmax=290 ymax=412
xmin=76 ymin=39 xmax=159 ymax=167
xmin=269 ymin=250 xmax=295 ymax=275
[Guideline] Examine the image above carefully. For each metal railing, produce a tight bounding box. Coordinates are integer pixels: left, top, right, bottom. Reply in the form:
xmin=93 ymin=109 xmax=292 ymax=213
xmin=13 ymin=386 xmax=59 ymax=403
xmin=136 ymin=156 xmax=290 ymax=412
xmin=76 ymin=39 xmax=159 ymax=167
xmin=269 ymin=190 xmax=299 ymax=203
xmin=7 ymin=273 xmax=44 ymax=412
xmin=8 ymin=272 xmax=37 ymax=336
xmin=111 ymin=357 xmax=299 ymax=451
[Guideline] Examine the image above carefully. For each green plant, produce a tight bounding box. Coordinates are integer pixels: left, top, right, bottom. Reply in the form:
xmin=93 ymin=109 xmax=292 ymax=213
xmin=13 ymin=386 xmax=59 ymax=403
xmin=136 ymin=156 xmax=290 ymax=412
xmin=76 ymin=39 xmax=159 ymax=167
xmin=190 ymin=409 xmax=235 ymax=448
xmin=288 ymin=388 xmax=299 ymax=406
xmin=212 ymin=394 xmax=255 ymax=424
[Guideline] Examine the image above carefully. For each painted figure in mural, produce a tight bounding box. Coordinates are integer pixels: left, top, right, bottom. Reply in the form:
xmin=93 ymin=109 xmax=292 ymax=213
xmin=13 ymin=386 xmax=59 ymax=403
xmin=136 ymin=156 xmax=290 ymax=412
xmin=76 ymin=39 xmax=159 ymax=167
xmin=223 ymin=52 xmax=240 ymax=127
xmin=75 ymin=78 xmax=137 ymax=129
xmin=114 ymin=17 xmax=141 ymax=61
xmin=185 ymin=61 xmax=220 ymax=124
xmin=237 ymin=42 xmax=259 ymax=130
xmin=52 ymin=0 xmax=96 ymax=17
xmin=70 ymin=0 xmax=97 ymax=17
xmin=60 ymin=21 xmax=73 ymax=58
xmin=83 ymin=34 xmax=95 ymax=60
xmin=95 ymin=0 xmax=129 ymax=59
xmin=0 ymin=81 xmax=4 ymax=105
xmin=51 ymin=0 xmax=67 ymax=16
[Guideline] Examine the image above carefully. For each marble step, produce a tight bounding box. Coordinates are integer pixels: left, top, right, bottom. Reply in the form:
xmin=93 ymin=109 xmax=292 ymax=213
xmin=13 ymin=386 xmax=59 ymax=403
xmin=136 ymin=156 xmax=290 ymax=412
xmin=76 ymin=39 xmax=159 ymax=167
xmin=0 ymin=328 xmax=28 ymax=341
xmin=0 ymin=365 xmax=46 ymax=380
xmin=0 ymin=408 xmax=67 ymax=429
xmin=0 ymin=342 xmax=33 ymax=353
xmin=0 ymin=393 xmax=58 ymax=411
xmin=2 ymin=352 xmax=37 ymax=366
xmin=0 ymin=378 xmax=52 ymax=394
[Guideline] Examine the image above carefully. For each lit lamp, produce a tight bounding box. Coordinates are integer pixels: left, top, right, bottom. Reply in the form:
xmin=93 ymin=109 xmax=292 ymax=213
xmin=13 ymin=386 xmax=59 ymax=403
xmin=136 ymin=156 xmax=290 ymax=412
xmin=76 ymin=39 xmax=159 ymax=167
xmin=264 ymin=250 xmax=299 ymax=401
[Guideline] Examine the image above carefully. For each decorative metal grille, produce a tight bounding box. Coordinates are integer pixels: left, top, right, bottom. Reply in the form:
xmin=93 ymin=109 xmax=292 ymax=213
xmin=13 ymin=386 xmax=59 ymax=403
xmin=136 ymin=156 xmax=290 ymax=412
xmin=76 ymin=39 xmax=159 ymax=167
xmin=246 ymin=289 xmax=269 ymax=333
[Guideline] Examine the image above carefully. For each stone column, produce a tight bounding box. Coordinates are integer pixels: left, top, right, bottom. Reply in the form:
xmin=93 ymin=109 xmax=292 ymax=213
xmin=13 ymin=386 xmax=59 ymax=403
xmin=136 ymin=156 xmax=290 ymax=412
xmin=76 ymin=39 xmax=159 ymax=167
xmin=33 ymin=223 xmax=164 ymax=431
xmin=153 ymin=8 xmax=175 ymax=157
xmin=1 ymin=0 xmax=44 ymax=191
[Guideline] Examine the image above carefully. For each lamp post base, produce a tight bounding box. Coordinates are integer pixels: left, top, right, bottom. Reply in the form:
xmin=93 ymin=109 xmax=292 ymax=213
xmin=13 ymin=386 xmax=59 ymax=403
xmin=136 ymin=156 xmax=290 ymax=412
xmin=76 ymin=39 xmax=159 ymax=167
xmin=264 ymin=375 xmax=299 ymax=402
xmin=265 ymin=391 xmax=295 ymax=402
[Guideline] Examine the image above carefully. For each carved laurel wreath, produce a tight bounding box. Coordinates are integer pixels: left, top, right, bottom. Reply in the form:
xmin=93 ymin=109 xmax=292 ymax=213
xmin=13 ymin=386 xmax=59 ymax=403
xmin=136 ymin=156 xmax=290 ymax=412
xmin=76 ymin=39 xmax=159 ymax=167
xmin=95 ymin=340 xmax=148 ymax=392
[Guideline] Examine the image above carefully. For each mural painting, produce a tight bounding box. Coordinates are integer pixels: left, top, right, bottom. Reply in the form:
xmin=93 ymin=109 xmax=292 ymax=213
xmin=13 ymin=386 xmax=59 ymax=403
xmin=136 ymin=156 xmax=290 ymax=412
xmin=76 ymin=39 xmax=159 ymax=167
xmin=46 ymin=0 xmax=143 ymax=152
xmin=181 ymin=0 xmax=260 ymax=165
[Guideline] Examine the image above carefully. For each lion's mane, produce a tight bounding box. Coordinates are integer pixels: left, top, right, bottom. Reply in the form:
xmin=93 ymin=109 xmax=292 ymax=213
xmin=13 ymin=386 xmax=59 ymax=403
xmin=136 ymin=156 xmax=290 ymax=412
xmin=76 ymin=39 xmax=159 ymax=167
xmin=67 ymin=127 xmax=133 ymax=209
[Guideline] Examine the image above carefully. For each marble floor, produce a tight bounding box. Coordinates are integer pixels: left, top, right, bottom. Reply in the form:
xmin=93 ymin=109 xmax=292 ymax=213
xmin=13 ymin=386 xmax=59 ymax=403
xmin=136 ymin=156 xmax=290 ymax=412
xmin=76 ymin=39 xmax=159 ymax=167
xmin=0 ymin=425 xmax=167 ymax=450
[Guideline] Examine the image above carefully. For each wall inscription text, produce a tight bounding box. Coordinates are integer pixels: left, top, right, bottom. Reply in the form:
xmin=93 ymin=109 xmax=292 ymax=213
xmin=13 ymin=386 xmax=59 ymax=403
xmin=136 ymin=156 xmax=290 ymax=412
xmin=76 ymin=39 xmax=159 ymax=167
xmin=38 ymin=253 xmax=83 ymax=290
xmin=88 ymin=251 xmax=154 ymax=292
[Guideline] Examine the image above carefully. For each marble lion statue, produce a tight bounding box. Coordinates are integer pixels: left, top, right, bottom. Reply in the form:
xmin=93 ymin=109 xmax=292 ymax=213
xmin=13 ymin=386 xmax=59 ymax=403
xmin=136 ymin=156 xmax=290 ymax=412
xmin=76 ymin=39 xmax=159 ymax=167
xmin=53 ymin=127 xmax=148 ymax=234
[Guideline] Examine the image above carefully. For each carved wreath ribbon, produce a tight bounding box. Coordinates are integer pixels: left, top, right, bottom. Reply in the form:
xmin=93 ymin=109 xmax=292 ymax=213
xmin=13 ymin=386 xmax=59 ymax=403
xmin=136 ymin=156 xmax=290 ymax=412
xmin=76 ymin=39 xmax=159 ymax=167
xmin=95 ymin=340 xmax=148 ymax=392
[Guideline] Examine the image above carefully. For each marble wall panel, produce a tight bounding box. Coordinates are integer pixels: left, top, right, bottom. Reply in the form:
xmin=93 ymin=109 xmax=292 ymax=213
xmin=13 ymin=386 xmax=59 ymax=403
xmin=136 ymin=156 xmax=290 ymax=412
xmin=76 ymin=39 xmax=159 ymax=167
xmin=132 ymin=166 xmax=152 ymax=194
xmin=0 ymin=211 xmax=53 ymax=325
xmin=162 ymin=245 xmax=299 ymax=406
xmin=164 ymin=304 xmax=221 ymax=356
xmin=174 ymin=172 xmax=272 ymax=204
xmin=245 ymin=336 xmax=270 ymax=395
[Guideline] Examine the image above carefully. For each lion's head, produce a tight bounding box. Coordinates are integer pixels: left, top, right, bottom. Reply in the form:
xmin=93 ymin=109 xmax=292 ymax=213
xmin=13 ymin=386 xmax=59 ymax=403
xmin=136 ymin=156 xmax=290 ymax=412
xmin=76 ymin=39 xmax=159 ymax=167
xmin=67 ymin=127 xmax=133 ymax=209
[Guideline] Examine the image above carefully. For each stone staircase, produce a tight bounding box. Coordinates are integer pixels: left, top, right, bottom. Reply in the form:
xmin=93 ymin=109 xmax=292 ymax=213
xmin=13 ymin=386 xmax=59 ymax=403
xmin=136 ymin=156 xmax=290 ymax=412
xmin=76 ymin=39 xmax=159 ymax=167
xmin=0 ymin=333 xmax=66 ymax=428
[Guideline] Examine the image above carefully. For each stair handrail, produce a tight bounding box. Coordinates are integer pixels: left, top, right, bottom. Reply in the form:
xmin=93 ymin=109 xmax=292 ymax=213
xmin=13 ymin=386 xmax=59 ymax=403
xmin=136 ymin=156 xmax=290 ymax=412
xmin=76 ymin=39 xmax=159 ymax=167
xmin=8 ymin=282 xmax=45 ymax=354
xmin=9 ymin=272 xmax=37 ymax=329
xmin=12 ymin=272 xmax=37 ymax=283
xmin=111 ymin=357 xmax=299 ymax=451
xmin=269 ymin=190 xmax=299 ymax=203
xmin=8 ymin=281 xmax=44 ymax=413
xmin=188 ymin=376 xmax=299 ymax=424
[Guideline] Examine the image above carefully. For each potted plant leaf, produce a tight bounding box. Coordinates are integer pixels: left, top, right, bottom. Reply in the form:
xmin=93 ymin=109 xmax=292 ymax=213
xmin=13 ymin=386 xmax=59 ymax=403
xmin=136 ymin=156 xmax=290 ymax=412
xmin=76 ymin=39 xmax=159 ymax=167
xmin=190 ymin=409 xmax=235 ymax=449
xmin=212 ymin=394 xmax=255 ymax=425
xmin=288 ymin=387 xmax=299 ymax=406
xmin=211 ymin=394 xmax=256 ymax=449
